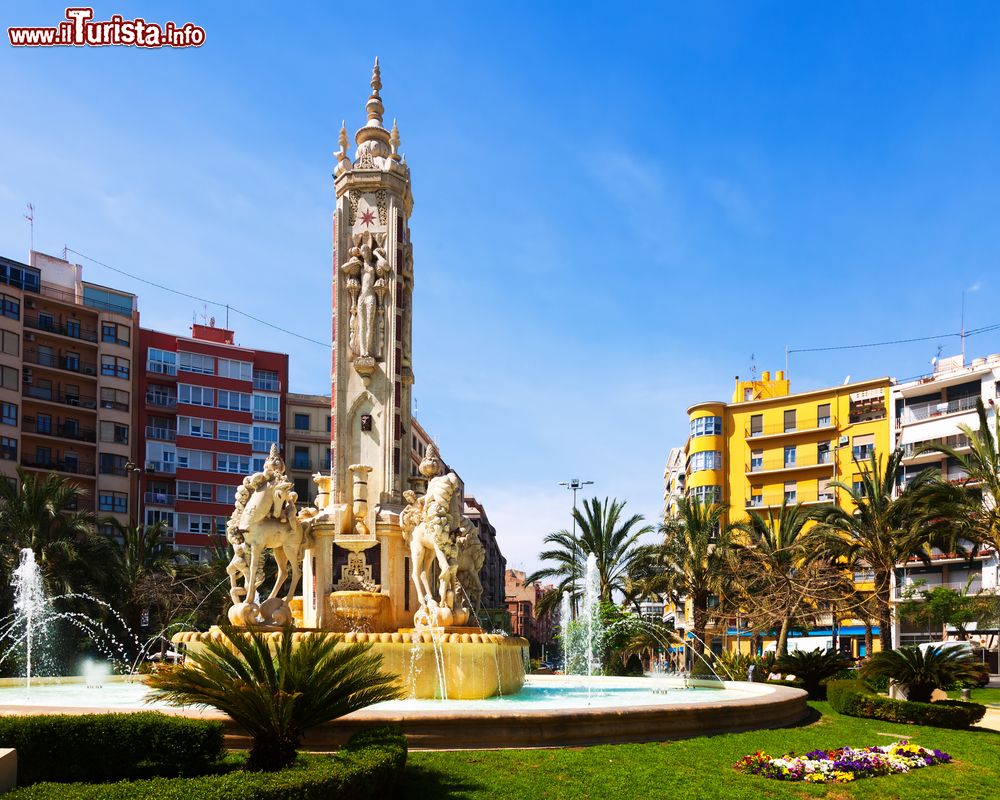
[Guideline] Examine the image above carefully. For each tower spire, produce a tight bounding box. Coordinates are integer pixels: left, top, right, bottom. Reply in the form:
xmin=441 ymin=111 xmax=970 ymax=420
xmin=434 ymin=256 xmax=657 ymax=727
xmin=366 ymin=57 xmax=384 ymax=127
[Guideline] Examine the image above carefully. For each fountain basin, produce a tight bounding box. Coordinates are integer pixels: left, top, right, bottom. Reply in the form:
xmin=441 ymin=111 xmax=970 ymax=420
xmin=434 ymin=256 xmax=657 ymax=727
xmin=288 ymin=591 xmax=394 ymax=632
xmin=0 ymin=675 xmax=808 ymax=749
xmin=172 ymin=628 xmax=528 ymax=700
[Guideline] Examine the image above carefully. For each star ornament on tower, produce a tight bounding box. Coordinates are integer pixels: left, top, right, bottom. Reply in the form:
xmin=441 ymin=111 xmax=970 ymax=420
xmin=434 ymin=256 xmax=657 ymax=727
xmin=359 ymin=208 xmax=376 ymax=227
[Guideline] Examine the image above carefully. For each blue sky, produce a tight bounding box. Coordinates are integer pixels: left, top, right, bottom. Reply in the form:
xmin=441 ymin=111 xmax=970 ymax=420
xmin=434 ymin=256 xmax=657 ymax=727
xmin=2 ymin=2 xmax=1000 ymax=572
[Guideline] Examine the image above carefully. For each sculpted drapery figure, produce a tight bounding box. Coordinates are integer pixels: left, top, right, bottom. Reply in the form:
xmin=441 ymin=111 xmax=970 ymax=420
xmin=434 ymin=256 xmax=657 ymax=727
xmin=400 ymin=443 xmax=482 ymax=628
xmin=343 ymin=230 xmax=391 ymax=365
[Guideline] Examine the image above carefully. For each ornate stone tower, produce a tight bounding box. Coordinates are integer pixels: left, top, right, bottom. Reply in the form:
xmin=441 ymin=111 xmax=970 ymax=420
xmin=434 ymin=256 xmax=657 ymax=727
xmin=328 ymin=60 xmax=415 ymax=623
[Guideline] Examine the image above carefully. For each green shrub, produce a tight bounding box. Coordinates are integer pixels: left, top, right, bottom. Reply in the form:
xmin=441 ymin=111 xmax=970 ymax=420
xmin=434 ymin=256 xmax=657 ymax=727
xmin=774 ymin=648 xmax=853 ymax=699
xmin=861 ymin=645 xmax=982 ymax=703
xmin=9 ymin=726 xmax=407 ymax=800
xmin=0 ymin=712 xmax=224 ymax=785
xmin=826 ymin=678 xmax=986 ymax=729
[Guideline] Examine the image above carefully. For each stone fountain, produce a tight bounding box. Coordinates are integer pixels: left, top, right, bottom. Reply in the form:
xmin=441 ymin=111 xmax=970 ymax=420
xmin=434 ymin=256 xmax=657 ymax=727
xmin=174 ymin=60 xmax=527 ymax=699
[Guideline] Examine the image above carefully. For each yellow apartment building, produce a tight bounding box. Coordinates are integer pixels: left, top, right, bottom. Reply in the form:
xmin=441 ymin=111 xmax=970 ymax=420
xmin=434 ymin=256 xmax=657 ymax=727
xmin=681 ymin=369 xmax=893 ymax=656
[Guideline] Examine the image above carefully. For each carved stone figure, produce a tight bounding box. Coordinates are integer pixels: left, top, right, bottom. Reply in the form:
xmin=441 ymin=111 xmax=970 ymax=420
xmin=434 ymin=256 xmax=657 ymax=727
xmin=400 ymin=444 xmax=472 ymax=628
xmin=455 ymin=522 xmax=486 ymax=612
xmin=342 ymin=231 xmax=391 ymax=373
xmin=226 ymin=444 xmax=314 ymax=628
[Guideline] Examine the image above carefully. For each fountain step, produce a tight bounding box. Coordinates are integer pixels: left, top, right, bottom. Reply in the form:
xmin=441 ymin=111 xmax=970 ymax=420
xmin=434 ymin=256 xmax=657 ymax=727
xmin=397 ymin=626 xmax=484 ymax=635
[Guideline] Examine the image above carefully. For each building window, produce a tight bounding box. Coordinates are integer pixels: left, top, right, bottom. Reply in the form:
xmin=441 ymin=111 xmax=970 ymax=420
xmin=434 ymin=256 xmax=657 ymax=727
xmin=689 ymin=485 xmax=722 ymax=505
xmin=217 ymin=421 xmax=251 ymax=443
xmin=750 ymin=449 xmax=763 ymax=471
xmin=1 ymin=403 xmax=16 ymax=427
xmin=252 ymin=425 xmax=279 ymax=453
xmin=217 ymin=358 xmax=253 ymax=381
xmin=749 ymin=493 xmax=762 ymax=508
xmin=688 ymin=450 xmax=722 ymax=473
xmin=178 ymin=513 xmax=213 ymax=535
xmin=1 ymin=330 xmax=19 ymax=356
xmin=217 ymin=454 xmax=250 ymax=474
xmin=817 ymin=441 xmax=831 ymax=464
xmin=101 ymin=322 xmax=129 ymax=346
xmin=179 ymin=384 xmax=214 ymax=407
xmin=0 ymin=437 xmax=16 ymax=460
xmin=253 ymin=394 xmax=280 ymax=422
xmin=218 ymin=390 xmax=252 ymax=413
xmin=293 ymin=447 xmax=310 ymax=470
xmin=100 ymin=387 xmax=129 ymax=411
xmin=145 ymin=509 xmax=175 ymax=530
xmin=817 ymin=403 xmax=831 ymax=427
xmin=294 ymin=413 xmax=310 ymax=430
xmin=98 ymin=491 xmax=128 ymax=514
xmin=689 ymin=416 xmax=723 ymax=437
xmin=147 ymin=348 xmax=177 ymax=375
xmin=783 ymin=409 xmax=796 ymax=432
xmin=83 ymin=286 xmax=133 ymax=315
xmin=0 ymin=261 xmax=40 ymax=291
xmin=852 ymin=477 xmax=868 ymax=498
xmin=253 ymin=370 xmax=280 ymax=392
xmin=1 ymin=365 xmax=18 ymax=391
xmin=852 ymin=434 xmax=875 ymax=462
xmin=784 ymin=445 xmax=796 ymax=467
xmin=818 ymin=478 xmax=834 ymax=501
xmin=179 ymin=352 xmax=215 ymax=375
xmin=177 ymin=481 xmax=215 ymax=502
xmin=749 ymin=414 xmax=763 ymax=437
xmin=178 ymin=449 xmax=214 ymax=471
xmin=784 ymin=481 xmax=797 ymax=503
xmin=849 ymin=389 xmax=886 ymax=423
xmin=99 ymin=421 xmax=128 ymax=444
xmin=1 ymin=294 xmax=20 ymax=320
xmin=326 ymin=415 xmax=332 ymax=432
xmin=99 ymin=453 xmax=128 ymax=476
xmin=179 ymin=416 xmax=214 ymax=439
xmin=101 ymin=355 xmax=129 ymax=379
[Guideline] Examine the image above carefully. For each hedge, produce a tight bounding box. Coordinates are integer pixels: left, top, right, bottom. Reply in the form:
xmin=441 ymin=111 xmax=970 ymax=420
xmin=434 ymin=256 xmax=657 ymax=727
xmin=0 ymin=712 xmax=225 ymax=785
xmin=8 ymin=726 xmax=407 ymax=800
xmin=766 ymin=679 xmax=824 ymax=699
xmin=827 ymin=679 xmax=986 ymax=729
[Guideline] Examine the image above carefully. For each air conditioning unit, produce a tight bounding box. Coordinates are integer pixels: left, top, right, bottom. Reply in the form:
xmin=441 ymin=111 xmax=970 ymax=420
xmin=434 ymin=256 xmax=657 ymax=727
xmin=146 ymin=462 xmax=157 ymax=472
xmin=25 ymin=299 xmax=35 ymax=309
xmin=839 ymin=435 xmax=850 ymax=447
xmin=24 ymin=332 xmax=34 ymax=342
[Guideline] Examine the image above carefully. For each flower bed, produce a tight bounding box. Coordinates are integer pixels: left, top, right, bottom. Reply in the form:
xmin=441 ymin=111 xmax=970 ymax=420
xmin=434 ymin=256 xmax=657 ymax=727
xmin=735 ymin=740 xmax=951 ymax=783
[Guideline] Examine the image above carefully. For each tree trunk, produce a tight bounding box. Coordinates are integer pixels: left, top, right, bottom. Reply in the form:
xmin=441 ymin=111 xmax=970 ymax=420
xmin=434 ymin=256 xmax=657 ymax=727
xmin=692 ymin=602 xmax=708 ymax=657
xmin=776 ymin=617 xmax=791 ymax=657
xmin=864 ymin=620 xmax=873 ymax=657
xmin=875 ymin=570 xmax=893 ymax=652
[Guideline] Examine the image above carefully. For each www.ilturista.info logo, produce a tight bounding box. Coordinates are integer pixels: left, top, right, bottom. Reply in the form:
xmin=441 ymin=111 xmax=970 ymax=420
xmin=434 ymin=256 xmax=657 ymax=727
xmin=8 ymin=7 xmax=205 ymax=48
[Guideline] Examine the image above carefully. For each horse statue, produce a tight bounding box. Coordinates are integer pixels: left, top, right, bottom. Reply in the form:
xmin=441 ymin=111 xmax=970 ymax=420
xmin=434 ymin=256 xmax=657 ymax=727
xmin=226 ymin=444 xmax=313 ymax=627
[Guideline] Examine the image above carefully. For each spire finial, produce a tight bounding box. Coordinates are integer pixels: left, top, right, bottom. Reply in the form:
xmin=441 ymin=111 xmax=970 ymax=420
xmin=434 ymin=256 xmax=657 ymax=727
xmin=390 ymin=118 xmax=401 ymax=161
xmin=366 ymin=56 xmax=384 ymax=125
xmin=334 ymin=120 xmax=350 ymax=174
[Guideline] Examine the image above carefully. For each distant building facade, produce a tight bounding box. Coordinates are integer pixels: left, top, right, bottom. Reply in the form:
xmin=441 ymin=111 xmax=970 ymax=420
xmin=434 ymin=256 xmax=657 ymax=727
xmin=505 ymin=568 xmax=557 ymax=657
xmin=464 ymin=495 xmax=507 ymax=611
xmin=285 ymin=392 xmax=331 ymax=505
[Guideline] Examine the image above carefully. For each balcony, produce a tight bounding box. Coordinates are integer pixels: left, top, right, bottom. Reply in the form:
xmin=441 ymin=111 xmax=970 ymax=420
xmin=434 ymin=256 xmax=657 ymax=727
xmin=145 ymin=460 xmax=177 ymax=474
xmin=144 ymin=491 xmax=176 ymax=506
xmin=146 ymin=361 xmax=178 ymax=377
xmin=145 ymin=392 xmax=178 ymax=409
xmin=746 ymin=451 xmax=835 ymax=475
xmin=24 ymin=349 xmax=98 ymax=377
xmin=745 ymin=416 xmax=838 ymax=440
xmin=898 ymin=394 xmax=979 ymax=426
xmin=22 ymin=418 xmax=96 ymax=443
xmin=901 ymin=434 xmax=972 ymax=462
xmin=23 ymin=386 xmax=98 ymax=410
xmin=253 ymin=375 xmax=281 ymax=392
xmin=21 ymin=455 xmax=96 ymax=476
xmin=23 ymin=314 xmax=98 ymax=343
xmin=146 ymin=426 xmax=177 ymax=441
xmin=746 ymin=487 xmax=835 ymax=510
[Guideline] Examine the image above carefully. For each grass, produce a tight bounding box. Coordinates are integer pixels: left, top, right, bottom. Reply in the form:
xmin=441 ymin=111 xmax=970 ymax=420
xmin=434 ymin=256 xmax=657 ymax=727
xmin=947 ymin=687 xmax=1000 ymax=706
xmin=401 ymin=702 xmax=1000 ymax=799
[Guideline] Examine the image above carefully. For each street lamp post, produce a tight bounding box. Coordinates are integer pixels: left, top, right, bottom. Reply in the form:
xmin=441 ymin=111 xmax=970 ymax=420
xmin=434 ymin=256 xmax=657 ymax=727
xmin=558 ymin=478 xmax=593 ymax=615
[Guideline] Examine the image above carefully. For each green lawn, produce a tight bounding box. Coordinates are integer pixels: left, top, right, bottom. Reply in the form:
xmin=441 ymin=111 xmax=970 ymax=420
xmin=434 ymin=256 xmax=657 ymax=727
xmin=401 ymin=702 xmax=1000 ymax=799
xmin=947 ymin=687 xmax=1000 ymax=706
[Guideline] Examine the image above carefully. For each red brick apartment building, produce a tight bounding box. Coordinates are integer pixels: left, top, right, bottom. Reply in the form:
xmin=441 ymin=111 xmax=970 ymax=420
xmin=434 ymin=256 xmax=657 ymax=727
xmin=137 ymin=323 xmax=288 ymax=560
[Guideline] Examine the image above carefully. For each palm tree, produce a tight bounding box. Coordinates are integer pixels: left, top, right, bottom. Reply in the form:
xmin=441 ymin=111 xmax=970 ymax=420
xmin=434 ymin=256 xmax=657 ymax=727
xmin=0 ymin=467 xmax=98 ymax=598
xmin=148 ymin=626 xmax=401 ymax=771
xmin=642 ymin=497 xmax=734 ymax=656
xmin=809 ymin=449 xmax=937 ymax=652
xmin=101 ymin=520 xmax=185 ymax=637
xmin=731 ymin=502 xmax=821 ymax=656
xmin=526 ymin=497 xmax=653 ymax=615
xmin=922 ymin=398 xmax=1000 ymax=553
xmin=862 ymin=645 xmax=980 ymax=703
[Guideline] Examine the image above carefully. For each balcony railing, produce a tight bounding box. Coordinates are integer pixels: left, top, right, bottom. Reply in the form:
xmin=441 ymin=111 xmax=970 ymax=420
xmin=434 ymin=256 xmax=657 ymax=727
xmin=746 ymin=487 xmax=835 ymax=509
xmin=146 ymin=426 xmax=177 ymax=441
xmin=23 ymin=314 xmax=99 ymax=342
xmin=21 ymin=455 xmax=96 ymax=476
xmin=253 ymin=376 xmax=281 ymax=392
xmin=23 ymin=386 xmax=98 ymax=409
xmin=145 ymin=460 xmax=177 ymax=474
xmin=746 ymin=417 xmax=838 ymax=438
xmin=292 ymin=459 xmax=311 ymax=471
xmin=24 ymin=350 xmax=98 ymax=376
xmin=145 ymin=392 xmax=177 ymax=408
xmin=747 ymin=451 xmax=836 ymax=473
xmin=902 ymin=434 xmax=972 ymax=459
xmin=144 ymin=492 xmax=176 ymax=506
xmin=898 ymin=394 xmax=979 ymax=425
xmin=146 ymin=361 xmax=177 ymax=376
xmin=21 ymin=418 xmax=96 ymax=443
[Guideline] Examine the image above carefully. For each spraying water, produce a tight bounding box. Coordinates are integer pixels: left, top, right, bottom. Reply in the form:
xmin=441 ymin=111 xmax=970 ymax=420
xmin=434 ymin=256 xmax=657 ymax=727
xmin=11 ymin=549 xmax=46 ymax=689
xmin=560 ymin=591 xmax=572 ymax=672
xmin=581 ymin=553 xmax=603 ymax=685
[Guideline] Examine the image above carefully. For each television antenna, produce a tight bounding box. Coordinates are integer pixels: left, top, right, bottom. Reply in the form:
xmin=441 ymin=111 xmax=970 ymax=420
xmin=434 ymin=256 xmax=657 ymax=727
xmin=24 ymin=203 xmax=34 ymax=252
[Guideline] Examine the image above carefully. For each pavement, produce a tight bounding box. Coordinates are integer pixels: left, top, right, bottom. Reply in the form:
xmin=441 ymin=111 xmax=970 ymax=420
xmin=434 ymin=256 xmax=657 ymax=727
xmin=977 ymin=708 xmax=1000 ymax=732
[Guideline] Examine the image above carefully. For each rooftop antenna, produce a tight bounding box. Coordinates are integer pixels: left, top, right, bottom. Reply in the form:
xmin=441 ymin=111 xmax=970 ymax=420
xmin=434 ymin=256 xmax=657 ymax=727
xmin=960 ymin=289 xmax=966 ymax=366
xmin=749 ymin=353 xmax=758 ymax=381
xmin=23 ymin=203 xmax=34 ymax=253
xmin=413 ymin=396 xmax=419 ymax=418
